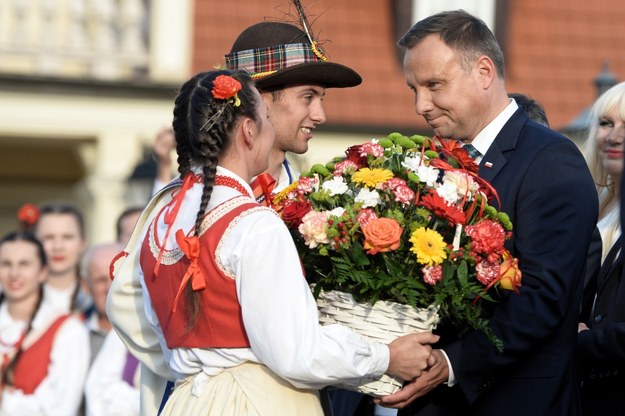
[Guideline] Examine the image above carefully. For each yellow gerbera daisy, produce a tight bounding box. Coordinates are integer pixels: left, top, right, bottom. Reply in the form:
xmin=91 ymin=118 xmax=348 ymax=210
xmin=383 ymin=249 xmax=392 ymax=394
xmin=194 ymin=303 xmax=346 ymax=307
xmin=352 ymin=168 xmax=394 ymax=188
xmin=409 ymin=227 xmax=447 ymax=266
xmin=272 ymin=182 xmax=298 ymax=205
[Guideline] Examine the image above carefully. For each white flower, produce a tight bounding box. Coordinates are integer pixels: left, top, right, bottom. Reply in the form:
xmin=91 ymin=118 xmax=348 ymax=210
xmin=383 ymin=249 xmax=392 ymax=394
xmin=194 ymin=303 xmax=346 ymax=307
xmin=436 ymin=181 xmax=460 ymax=204
xmin=355 ymin=188 xmax=381 ymax=208
xmin=443 ymin=170 xmax=479 ymax=199
xmin=401 ymin=155 xmax=423 ymax=172
xmin=417 ymin=165 xmax=440 ymax=187
xmin=322 ymin=176 xmax=349 ymax=196
xmin=328 ymin=207 xmax=346 ymax=217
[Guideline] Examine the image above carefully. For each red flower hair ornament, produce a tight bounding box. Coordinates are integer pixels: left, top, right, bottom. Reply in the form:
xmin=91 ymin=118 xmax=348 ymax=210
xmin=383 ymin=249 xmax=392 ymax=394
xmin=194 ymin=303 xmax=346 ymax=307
xmin=17 ymin=203 xmax=40 ymax=230
xmin=200 ymin=75 xmax=242 ymax=132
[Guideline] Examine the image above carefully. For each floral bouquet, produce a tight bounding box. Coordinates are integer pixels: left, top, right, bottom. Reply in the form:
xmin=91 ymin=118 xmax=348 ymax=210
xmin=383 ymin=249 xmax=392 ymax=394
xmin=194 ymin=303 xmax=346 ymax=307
xmin=273 ymin=133 xmax=522 ymax=358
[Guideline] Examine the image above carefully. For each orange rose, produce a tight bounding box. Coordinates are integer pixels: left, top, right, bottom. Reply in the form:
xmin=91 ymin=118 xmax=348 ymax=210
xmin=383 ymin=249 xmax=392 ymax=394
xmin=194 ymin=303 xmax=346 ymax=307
xmin=212 ymin=75 xmax=242 ymax=100
xmin=498 ymin=252 xmax=522 ymax=291
xmin=362 ymin=218 xmax=403 ymax=255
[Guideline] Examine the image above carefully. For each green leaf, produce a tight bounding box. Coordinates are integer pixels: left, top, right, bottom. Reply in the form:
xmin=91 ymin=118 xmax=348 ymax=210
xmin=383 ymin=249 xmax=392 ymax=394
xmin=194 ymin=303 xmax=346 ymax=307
xmin=346 ymin=243 xmax=370 ymax=267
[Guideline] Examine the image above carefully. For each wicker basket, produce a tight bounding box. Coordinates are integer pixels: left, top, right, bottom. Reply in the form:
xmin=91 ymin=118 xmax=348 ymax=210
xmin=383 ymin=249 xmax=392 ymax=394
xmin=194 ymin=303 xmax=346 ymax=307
xmin=316 ymin=289 xmax=440 ymax=397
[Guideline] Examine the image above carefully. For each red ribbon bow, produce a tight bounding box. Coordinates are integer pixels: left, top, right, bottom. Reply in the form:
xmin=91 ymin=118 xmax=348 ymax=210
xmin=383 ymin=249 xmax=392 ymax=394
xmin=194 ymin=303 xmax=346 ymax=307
xmin=251 ymin=173 xmax=276 ymax=207
xmin=172 ymin=229 xmax=206 ymax=313
xmin=154 ymin=173 xmax=200 ymax=277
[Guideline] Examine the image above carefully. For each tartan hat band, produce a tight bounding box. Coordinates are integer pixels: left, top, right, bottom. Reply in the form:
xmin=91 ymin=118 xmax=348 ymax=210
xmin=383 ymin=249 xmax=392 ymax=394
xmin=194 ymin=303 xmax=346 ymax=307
xmin=225 ymin=42 xmax=324 ymax=78
xmin=227 ymin=22 xmax=361 ymax=89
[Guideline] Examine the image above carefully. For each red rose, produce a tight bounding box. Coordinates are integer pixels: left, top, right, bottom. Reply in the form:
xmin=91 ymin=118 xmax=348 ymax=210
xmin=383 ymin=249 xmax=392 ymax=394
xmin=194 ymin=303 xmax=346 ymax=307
xmin=281 ymin=200 xmax=312 ymax=228
xmin=345 ymin=144 xmax=367 ymax=167
xmin=17 ymin=203 xmax=40 ymax=226
xmin=212 ymin=75 xmax=242 ymax=100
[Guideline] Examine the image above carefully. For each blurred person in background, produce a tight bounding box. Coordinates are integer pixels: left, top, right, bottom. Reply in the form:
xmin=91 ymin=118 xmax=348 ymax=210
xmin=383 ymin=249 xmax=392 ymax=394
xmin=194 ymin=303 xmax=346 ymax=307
xmin=508 ymin=92 xmax=550 ymax=127
xmin=34 ymin=203 xmax=92 ymax=314
xmin=578 ymin=81 xmax=625 ymax=416
xmin=0 ymin=230 xmax=89 ymax=415
xmin=81 ymin=242 xmax=123 ymax=363
xmin=85 ymin=330 xmax=140 ymax=416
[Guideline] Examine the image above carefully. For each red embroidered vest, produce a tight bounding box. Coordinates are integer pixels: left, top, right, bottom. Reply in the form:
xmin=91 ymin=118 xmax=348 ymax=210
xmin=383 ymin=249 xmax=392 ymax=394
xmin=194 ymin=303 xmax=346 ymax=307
xmin=11 ymin=315 xmax=70 ymax=394
xmin=141 ymin=196 xmax=263 ymax=349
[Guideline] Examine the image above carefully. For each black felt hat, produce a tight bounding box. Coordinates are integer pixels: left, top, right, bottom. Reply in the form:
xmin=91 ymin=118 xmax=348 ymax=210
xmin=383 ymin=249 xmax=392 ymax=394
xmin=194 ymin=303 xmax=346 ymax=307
xmin=225 ymin=22 xmax=361 ymax=90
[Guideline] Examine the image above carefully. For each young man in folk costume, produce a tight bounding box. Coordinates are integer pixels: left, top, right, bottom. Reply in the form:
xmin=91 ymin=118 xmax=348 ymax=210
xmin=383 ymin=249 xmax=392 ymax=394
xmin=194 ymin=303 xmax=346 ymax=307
xmin=107 ymin=16 xmax=370 ymax=416
xmin=225 ymin=20 xmax=362 ymax=201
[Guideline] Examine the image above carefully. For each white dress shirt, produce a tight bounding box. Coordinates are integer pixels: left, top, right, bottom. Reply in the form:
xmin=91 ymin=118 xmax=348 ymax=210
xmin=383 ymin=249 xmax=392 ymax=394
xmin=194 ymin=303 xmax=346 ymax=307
xmin=85 ymin=330 xmax=140 ymax=416
xmin=0 ymin=301 xmax=90 ymax=416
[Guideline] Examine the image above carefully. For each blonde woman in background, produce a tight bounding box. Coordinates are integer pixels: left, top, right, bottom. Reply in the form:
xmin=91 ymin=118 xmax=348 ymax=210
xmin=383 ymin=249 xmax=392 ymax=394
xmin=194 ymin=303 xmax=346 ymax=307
xmin=581 ymin=82 xmax=625 ymax=260
xmin=578 ymin=81 xmax=625 ymax=416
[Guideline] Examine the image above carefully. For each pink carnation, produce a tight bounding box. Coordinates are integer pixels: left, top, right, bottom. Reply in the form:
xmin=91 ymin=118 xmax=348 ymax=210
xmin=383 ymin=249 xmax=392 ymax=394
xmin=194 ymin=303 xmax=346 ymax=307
xmin=393 ymin=185 xmax=415 ymax=205
xmin=297 ymin=176 xmax=318 ymax=194
xmin=333 ymin=160 xmax=359 ymax=176
xmin=360 ymin=142 xmax=384 ymax=158
xmin=356 ymin=208 xmax=378 ymax=229
xmin=385 ymin=177 xmax=407 ymax=190
xmin=475 ymin=259 xmax=499 ymax=286
xmin=422 ymin=265 xmax=443 ymax=286
xmin=298 ymin=211 xmax=331 ymax=248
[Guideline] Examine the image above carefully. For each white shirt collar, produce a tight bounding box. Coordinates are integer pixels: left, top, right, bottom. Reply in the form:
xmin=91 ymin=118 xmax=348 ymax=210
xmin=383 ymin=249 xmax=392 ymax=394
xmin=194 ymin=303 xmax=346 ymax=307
xmin=469 ymin=99 xmax=519 ymax=158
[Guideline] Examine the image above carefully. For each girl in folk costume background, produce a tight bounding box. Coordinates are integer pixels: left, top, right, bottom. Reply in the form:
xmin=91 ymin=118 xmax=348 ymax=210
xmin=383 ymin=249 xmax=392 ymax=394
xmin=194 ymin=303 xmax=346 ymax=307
xmin=135 ymin=69 xmax=437 ymax=416
xmin=32 ymin=203 xmax=93 ymax=314
xmin=0 ymin=230 xmax=89 ymax=415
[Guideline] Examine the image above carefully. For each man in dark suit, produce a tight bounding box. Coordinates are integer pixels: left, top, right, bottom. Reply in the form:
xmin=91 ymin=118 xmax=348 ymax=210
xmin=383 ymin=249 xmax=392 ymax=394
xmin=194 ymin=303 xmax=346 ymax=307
xmin=378 ymin=10 xmax=598 ymax=415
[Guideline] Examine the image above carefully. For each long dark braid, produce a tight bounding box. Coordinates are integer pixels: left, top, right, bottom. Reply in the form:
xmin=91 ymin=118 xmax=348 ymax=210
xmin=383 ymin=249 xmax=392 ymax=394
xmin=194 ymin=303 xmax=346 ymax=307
xmin=0 ymin=231 xmax=47 ymax=387
xmin=171 ymin=70 xmax=259 ymax=326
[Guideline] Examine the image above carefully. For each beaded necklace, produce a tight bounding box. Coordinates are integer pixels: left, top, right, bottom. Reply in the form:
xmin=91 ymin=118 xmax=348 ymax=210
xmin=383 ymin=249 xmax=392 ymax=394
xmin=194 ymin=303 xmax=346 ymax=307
xmin=214 ymin=175 xmax=249 ymax=196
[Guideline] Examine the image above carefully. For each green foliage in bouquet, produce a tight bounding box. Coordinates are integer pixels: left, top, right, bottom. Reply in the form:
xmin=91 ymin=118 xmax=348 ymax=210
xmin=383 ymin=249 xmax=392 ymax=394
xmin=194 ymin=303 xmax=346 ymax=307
xmin=272 ymin=133 xmax=522 ymax=351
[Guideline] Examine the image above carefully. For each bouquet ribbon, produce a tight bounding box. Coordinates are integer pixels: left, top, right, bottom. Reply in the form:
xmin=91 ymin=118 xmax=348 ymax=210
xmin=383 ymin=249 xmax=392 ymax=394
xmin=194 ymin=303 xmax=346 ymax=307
xmin=251 ymin=173 xmax=277 ymax=207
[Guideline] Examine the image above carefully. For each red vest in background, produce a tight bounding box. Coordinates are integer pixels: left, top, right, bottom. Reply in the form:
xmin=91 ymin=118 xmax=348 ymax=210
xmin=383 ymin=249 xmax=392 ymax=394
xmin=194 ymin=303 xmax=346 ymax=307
xmin=142 ymin=196 xmax=263 ymax=349
xmin=12 ymin=315 xmax=70 ymax=394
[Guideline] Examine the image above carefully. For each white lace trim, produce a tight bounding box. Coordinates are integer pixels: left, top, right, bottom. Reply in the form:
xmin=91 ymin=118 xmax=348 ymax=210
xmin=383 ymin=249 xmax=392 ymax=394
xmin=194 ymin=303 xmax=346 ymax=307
xmin=148 ymin=196 xmax=272 ymax=267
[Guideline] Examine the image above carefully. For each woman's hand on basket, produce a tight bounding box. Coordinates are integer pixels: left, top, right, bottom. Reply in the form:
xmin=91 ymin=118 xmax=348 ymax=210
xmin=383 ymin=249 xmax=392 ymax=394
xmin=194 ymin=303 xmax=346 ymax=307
xmin=386 ymin=332 xmax=439 ymax=381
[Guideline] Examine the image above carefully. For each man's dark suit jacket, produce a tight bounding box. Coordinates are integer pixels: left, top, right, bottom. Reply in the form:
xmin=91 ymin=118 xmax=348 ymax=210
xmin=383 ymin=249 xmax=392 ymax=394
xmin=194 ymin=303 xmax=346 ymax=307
xmin=402 ymin=109 xmax=598 ymax=416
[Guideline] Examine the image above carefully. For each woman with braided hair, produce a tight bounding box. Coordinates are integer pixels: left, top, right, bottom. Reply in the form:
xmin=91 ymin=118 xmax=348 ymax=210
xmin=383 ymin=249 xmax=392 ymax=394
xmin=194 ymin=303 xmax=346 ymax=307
xmin=33 ymin=203 xmax=92 ymax=315
xmin=0 ymin=231 xmax=89 ymax=415
xmin=119 ymin=69 xmax=438 ymax=416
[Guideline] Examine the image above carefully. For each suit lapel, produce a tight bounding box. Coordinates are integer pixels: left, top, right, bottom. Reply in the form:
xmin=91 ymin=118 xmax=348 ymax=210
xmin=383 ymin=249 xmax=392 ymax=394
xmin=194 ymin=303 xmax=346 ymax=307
xmin=597 ymin=236 xmax=623 ymax=294
xmin=478 ymin=109 xmax=527 ymax=182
